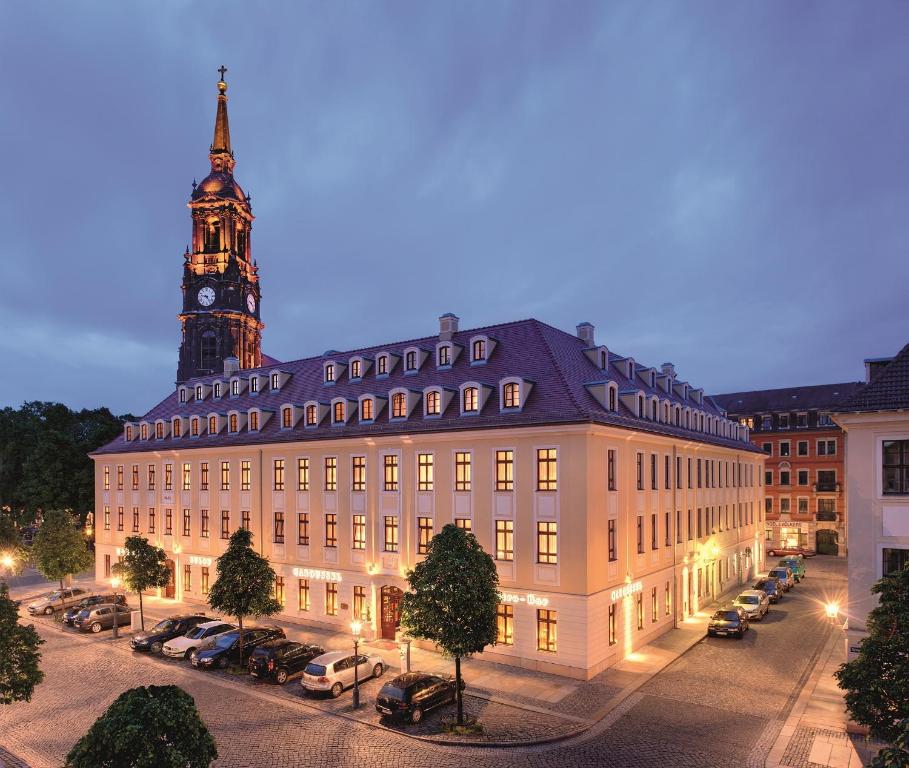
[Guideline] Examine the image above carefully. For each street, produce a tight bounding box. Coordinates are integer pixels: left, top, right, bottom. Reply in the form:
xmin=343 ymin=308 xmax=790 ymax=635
xmin=0 ymin=557 xmax=845 ymax=768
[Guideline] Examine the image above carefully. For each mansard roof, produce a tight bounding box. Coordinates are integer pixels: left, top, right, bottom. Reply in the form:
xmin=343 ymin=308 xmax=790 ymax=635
xmin=712 ymin=382 xmax=864 ymax=415
xmin=94 ymin=318 xmax=762 ymax=456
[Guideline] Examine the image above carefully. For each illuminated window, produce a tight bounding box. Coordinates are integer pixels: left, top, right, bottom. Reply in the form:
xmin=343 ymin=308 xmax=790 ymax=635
xmin=325 ymin=364 xmax=335 ymax=383
xmin=201 ymin=567 xmax=210 ymax=596
xmin=208 ymin=416 xmax=216 ymax=434
xmin=383 ymin=455 xmax=398 ymax=491
xmin=306 ymin=405 xmax=318 ymax=426
xmin=352 ymin=515 xmax=366 ymax=550
xmin=231 ymin=379 xmax=239 ymax=396
xmin=182 ymin=463 xmax=191 ymax=491
xmin=274 ymin=576 xmax=284 ymax=606
xmin=353 ymin=585 xmax=367 ymax=620
xmin=462 ymin=386 xmax=479 ymax=413
xmin=155 ymin=422 xmax=163 ymax=439
xmin=165 ymin=508 xmax=172 ymax=535
xmin=608 ymin=450 xmax=617 ymax=491
xmin=608 ymin=519 xmax=617 ymax=561
xmin=652 ymin=586 xmax=658 ymax=623
xmin=250 ymin=377 xmax=259 ymax=394
xmin=241 ymin=510 xmax=250 ymax=530
xmin=241 ymin=460 xmax=251 ymax=491
xmin=125 ymin=423 xmax=133 ymax=439
xmin=132 ymin=464 xmax=139 ymax=490
xmin=418 ymin=454 xmax=434 ymax=491
xmin=184 ymin=564 xmax=192 ymax=593
xmin=220 ymin=461 xmax=230 ymax=490
xmin=325 ymin=513 xmax=337 ymax=547
xmin=214 ymin=382 xmax=222 ymax=398
xmin=495 ymin=520 xmax=514 ymax=561
xmin=249 ymin=411 xmax=259 ymax=431
xmin=229 ymin=413 xmax=238 ymax=432
xmin=273 ymin=459 xmax=285 ymax=491
xmin=350 ymin=360 xmax=361 ymax=379
xmin=637 ymin=594 xmax=644 ymax=630
xmin=392 ymin=392 xmax=407 ymax=418
xmin=352 ymin=456 xmax=366 ymax=492
xmin=472 ymin=339 xmax=486 ymax=361
xmin=200 ymin=462 xmax=209 ymax=491
xmin=271 ymin=373 xmax=280 ymax=390
xmin=164 ymin=464 xmax=173 ymax=491
xmin=117 ymin=506 xmax=124 ymax=531
xmin=503 ymin=382 xmax=520 ymax=408
xmin=324 ymin=457 xmax=337 ymax=492
xmin=608 ymin=604 xmax=616 ymax=645
xmin=360 ymin=398 xmax=374 ymax=421
xmin=117 ymin=465 xmax=123 ymax=490
xmin=200 ymin=509 xmax=209 ymax=538
xmin=132 ymin=507 xmax=139 ymax=532
xmin=425 ymin=390 xmax=441 ymax=416
xmin=325 ymin=582 xmax=338 ymax=616
xmin=536 ymin=448 xmax=557 ymax=491
xmin=496 ymin=604 xmax=514 ymax=645
xmin=297 ymin=458 xmax=309 ymax=491
xmin=665 ymin=581 xmax=671 ymax=616
xmin=298 ymin=579 xmax=310 ymax=611
xmin=455 ymin=452 xmax=471 ymax=491
xmin=455 ymin=517 xmax=472 ymax=532
xmin=297 ymin=513 xmax=309 ymax=545
xmin=438 ymin=345 xmax=451 ymax=366
xmin=103 ymin=505 xmax=110 ymax=531
xmin=172 ymin=418 xmax=182 ymax=437
xmin=537 ymin=609 xmax=557 ymax=652
xmin=221 ymin=510 xmax=230 ymax=540
xmin=377 ymin=355 xmax=387 ymax=375
xmin=140 ymin=424 xmax=148 ymax=440
xmin=417 ymin=517 xmax=434 ymax=554
xmin=384 ymin=516 xmax=399 ymax=552
xmin=333 ymin=401 xmax=345 ymax=423
xmin=273 ymin=511 xmax=284 ymax=543
xmin=180 ymin=509 xmax=189 ymax=537
xmin=495 ymin=450 xmax=514 ymax=491
xmin=536 ymin=521 xmax=557 ymax=564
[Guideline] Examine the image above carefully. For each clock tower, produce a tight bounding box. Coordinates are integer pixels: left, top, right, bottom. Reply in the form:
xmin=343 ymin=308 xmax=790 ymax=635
xmin=177 ymin=68 xmax=263 ymax=383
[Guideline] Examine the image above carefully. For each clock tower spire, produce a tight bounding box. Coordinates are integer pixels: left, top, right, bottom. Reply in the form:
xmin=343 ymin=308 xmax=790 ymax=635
xmin=177 ymin=68 xmax=263 ymax=383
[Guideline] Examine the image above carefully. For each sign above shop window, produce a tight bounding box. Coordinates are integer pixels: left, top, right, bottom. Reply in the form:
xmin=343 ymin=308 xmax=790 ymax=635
xmin=499 ymin=591 xmax=550 ymax=607
xmin=189 ymin=555 xmax=212 ymax=566
xmin=610 ymin=580 xmax=643 ymax=602
xmin=292 ymin=567 xmax=343 ymax=582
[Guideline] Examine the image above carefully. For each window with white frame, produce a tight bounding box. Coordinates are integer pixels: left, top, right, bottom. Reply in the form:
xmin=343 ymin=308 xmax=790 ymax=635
xmin=360 ymin=397 xmax=374 ymax=421
xmin=391 ymin=392 xmax=407 ymax=419
xmin=425 ymin=390 xmax=441 ymax=416
xmin=503 ymin=382 xmax=520 ymax=409
xmin=463 ymin=386 xmax=479 ymax=413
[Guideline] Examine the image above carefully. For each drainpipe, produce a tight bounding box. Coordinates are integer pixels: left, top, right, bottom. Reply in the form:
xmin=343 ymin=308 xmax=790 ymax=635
xmin=258 ymin=448 xmax=264 ymax=555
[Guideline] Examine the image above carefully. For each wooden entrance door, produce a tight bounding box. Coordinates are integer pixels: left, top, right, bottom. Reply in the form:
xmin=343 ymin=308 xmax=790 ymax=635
xmin=380 ymin=586 xmax=402 ymax=640
xmin=165 ymin=559 xmax=176 ymax=599
xmin=816 ymin=529 xmax=839 ymax=556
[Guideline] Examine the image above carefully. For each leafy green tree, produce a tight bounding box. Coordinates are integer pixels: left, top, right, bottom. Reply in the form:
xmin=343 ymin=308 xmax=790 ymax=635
xmin=65 ymin=685 xmax=217 ymax=768
xmin=207 ymin=528 xmax=281 ymax=667
xmin=110 ymin=536 xmax=171 ymax=631
xmin=0 ymin=582 xmax=44 ymax=704
xmin=835 ymin=565 xmax=909 ymax=743
xmin=870 ymin=719 xmax=909 ymax=768
xmin=400 ymin=524 xmax=499 ymax=724
xmin=30 ymin=509 xmax=94 ymax=612
xmin=0 ymin=512 xmax=27 ymax=577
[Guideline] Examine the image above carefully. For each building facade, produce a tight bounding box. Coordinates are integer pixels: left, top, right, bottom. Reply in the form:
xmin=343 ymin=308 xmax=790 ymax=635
xmin=714 ymin=383 xmax=861 ymax=557
xmin=91 ymin=75 xmax=765 ymax=680
xmin=833 ymin=345 xmax=909 ymax=658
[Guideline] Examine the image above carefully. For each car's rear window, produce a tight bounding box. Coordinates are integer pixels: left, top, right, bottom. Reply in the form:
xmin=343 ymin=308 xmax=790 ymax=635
xmin=714 ymin=611 xmax=740 ymax=621
xmin=381 ymin=686 xmax=407 ymax=701
xmin=737 ymin=596 xmax=759 ymax=604
xmin=186 ymin=626 xmax=206 ymax=639
xmin=305 ymin=664 xmax=326 ymax=676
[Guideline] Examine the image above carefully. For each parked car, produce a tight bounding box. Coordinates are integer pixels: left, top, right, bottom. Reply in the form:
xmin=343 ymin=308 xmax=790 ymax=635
xmin=73 ymin=603 xmax=132 ymax=633
xmin=27 ymin=587 xmax=91 ymax=615
xmin=302 ymin=651 xmax=386 ymax=698
xmin=753 ymin=577 xmax=784 ymax=603
xmin=161 ymin=620 xmax=236 ymax=659
xmin=732 ymin=589 xmax=770 ymax=621
xmin=63 ymin=594 xmax=126 ymax=626
xmin=248 ymin=639 xmax=326 ymax=684
xmin=707 ymin=606 xmax=750 ymax=638
xmin=779 ymin=556 xmax=806 ymax=581
xmin=766 ymin=544 xmax=816 ymax=558
xmin=375 ymin=672 xmax=463 ymax=723
xmin=190 ymin=626 xmax=285 ymax=670
xmin=130 ymin=614 xmax=210 ymax=653
xmin=767 ymin=566 xmax=795 ymax=591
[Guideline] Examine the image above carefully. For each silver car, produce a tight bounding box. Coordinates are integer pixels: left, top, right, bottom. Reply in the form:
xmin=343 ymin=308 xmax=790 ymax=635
xmin=27 ymin=587 xmax=91 ymax=615
xmin=767 ymin=566 xmax=795 ymax=591
xmin=733 ymin=589 xmax=770 ymax=620
xmin=301 ymin=650 xmax=385 ymax=698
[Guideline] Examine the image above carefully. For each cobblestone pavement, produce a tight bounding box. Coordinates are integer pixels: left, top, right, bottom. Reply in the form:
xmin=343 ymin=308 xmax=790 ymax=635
xmin=0 ymin=558 xmax=845 ymax=767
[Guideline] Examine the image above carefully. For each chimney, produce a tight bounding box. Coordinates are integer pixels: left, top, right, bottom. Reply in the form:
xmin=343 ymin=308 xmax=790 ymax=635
xmin=661 ymin=362 xmax=676 ymax=379
xmin=576 ymin=322 xmax=595 ymax=346
xmin=439 ymin=313 xmax=459 ymax=341
xmin=223 ymin=356 xmax=240 ymax=377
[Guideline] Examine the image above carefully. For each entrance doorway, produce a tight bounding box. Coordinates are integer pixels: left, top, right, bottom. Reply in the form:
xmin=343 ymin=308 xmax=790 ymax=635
xmin=165 ymin=559 xmax=176 ymax=599
xmin=380 ymin=586 xmax=403 ymax=640
xmin=816 ymin=529 xmax=839 ymax=556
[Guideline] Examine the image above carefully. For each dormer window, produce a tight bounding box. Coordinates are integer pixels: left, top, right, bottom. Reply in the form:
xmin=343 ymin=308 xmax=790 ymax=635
xmin=209 ymin=416 xmax=218 ymax=434
xmin=651 ymin=400 xmax=657 ymax=421
xmin=249 ymin=411 xmax=260 ymax=431
xmin=231 ymin=380 xmax=240 ymax=396
xmin=271 ymin=373 xmax=280 ymax=390
xmin=361 ymin=398 xmax=374 ymax=421
xmin=172 ymin=418 xmax=182 ymax=437
xmin=472 ymin=339 xmax=486 ymax=362
xmin=282 ymin=407 xmax=293 ymax=428
xmin=214 ymin=382 xmax=222 ymax=398
xmin=609 ymin=385 xmax=617 ymax=412
xmin=377 ymin=355 xmax=387 ymax=375
xmin=391 ymin=392 xmax=407 ymax=419
xmin=196 ymin=385 xmax=204 ymax=400
xmin=503 ymin=382 xmax=520 ymax=409
xmin=140 ymin=424 xmax=149 ymax=440
xmin=306 ymin=404 xmax=318 ymax=426
xmin=438 ymin=346 xmax=451 ymax=367
xmin=325 ymin=363 xmax=335 ymax=383
xmin=191 ymin=418 xmax=200 ymax=437
xmin=155 ymin=423 xmax=164 ymax=439
xmin=250 ymin=377 xmax=259 ymax=394
xmin=600 ymin=350 xmax=608 ymax=369
xmin=405 ymin=351 xmax=416 ymax=371
xmin=638 ymin=395 xmax=644 ymax=417
xmin=425 ymin=391 xmax=441 ymax=416
xmin=351 ymin=360 xmax=361 ymax=379
xmin=463 ymin=386 xmax=479 ymax=413
xmin=179 ymin=388 xmax=187 ymax=404
xmin=229 ymin=413 xmax=239 ymax=433
xmin=125 ymin=426 xmax=133 ymax=441
xmin=333 ymin=401 xmax=345 ymax=424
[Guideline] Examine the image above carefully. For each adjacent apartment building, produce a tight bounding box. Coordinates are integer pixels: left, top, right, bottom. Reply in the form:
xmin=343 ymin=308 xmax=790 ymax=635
xmin=714 ymin=383 xmax=861 ymax=557
xmin=90 ymin=74 xmax=766 ymax=680
xmin=833 ymin=344 xmax=909 ymax=658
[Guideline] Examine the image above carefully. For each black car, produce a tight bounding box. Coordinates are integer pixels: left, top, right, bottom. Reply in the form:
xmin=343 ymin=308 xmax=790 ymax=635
xmin=63 ymin=594 xmax=126 ymax=627
xmin=707 ymin=606 xmax=750 ymax=639
xmin=248 ymin=639 xmax=326 ymax=684
xmin=375 ymin=672 xmax=463 ymax=723
xmin=130 ymin=614 xmax=210 ymax=653
xmin=753 ymin=577 xmax=783 ymax=603
xmin=190 ymin=626 xmax=285 ymax=670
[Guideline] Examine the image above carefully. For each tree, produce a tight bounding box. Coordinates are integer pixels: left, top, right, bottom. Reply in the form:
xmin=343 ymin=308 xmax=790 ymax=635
xmin=0 ymin=582 xmax=44 ymax=704
xmin=870 ymin=719 xmax=909 ymax=768
xmin=399 ymin=524 xmax=499 ymax=725
xmin=0 ymin=512 xmax=27 ymax=577
xmin=30 ymin=509 xmax=94 ymax=613
xmin=835 ymin=564 xmax=909 ymax=744
xmin=65 ymin=685 xmax=217 ymax=768
xmin=110 ymin=536 xmax=171 ymax=631
xmin=207 ymin=528 xmax=281 ymax=667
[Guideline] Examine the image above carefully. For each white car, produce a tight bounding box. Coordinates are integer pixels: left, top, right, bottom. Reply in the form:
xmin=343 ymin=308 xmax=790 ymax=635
xmin=733 ymin=589 xmax=770 ymax=621
xmin=301 ymin=650 xmax=385 ymax=698
xmin=27 ymin=587 xmax=91 ymax=615
xmin=161 ymin=620 xmax=235 ymax=659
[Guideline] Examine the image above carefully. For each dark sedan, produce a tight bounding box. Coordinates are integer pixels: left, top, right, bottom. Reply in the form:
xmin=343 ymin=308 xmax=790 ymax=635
xmin=190 ymin=626 xmax=285 ymax=670
xmin=753 ymin=577 xmax=784 ymax=603
xmin=248 ymin=639 xmax=326 ymax=684
xmin=707 ymin=607 xmax=750 ymax=639
xmin=63 ymin=594 xmax=126 ymax=627
xmin=375 ymin=672 xmax=463 ymax=723
xmin=73 ymin=604 xmax=132 ymax=633
xmin=130 ymin=614 xmax=210 ymax=653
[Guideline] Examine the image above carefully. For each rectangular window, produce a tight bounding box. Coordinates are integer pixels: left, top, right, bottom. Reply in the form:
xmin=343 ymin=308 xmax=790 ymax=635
xmin=383 ymin=455 xmax=398 ymax=492
xmin=636 ymin=515 xmax=644 ymax=554
xmin=352 ymin=514 xmax=366 ymax=550
xmin=608 ymin=604 xmax=616 ymax=646
xmin=651 ymin=454 xmax=658 ymax=490
xmin=665 ymin=511 xmax=671 ymax=547
xmin=273 ymin=459 xmax=285 ymax=491
xmin=325 ymin=514 xmax=337 ymax=547
xmin=117 ymin=465 xmax=124 ymax=490
xmin=182 ymin=462 xmax=191 ymax=491
xmin=536 ymin=609 xmax=557 ymax=652
xmin=384 ymin=516 xmax=399 ymax=552
xmin=637 ymin=594 xmax=644 ymax=630
xmin=651 ymin=586 xmax=658 ymax=623
xmin=697 ymin=459 xmax=702 ymax=488
xmin=687 ymin=509 xmax=692 ymax=541
xmin=765 ymin=497 xmax=773 ymax=516
xmin=132 ymin=507 xmax=140 ymax=532
xmin=325 ymin=582 xmax=338 ymax=616
xmin=455 ymin=518 xmax=472 ymax=532
xmin=697 ymin=508 xmax=703 ymax=538
xmin=418 ymin=454 xmax=434 ymax=492
xmin=200 ymin=509 xmax=209 ymax=538
xmin=608 ymin=519 xmax=617 ymax=561
xmin=676 ymin=456 xmax=682 ymax=489
xmin=298 ymin=579 xmax=310 ymax=611
xmin=201 ymin=567 xmax=210 ymax=596
xmin=220 ymin=510 xmax=229 ymax=539
xmin=818 ymin=439 xmax=837 ymax=456
xmin=351 ymin=456 xmax=366 ymax=492
xmin=455 ymin=452 xmax=472 ymax=491
xmin=241 ymin=460 xmax=251 ymax=491
xmin=417 ymin=517 xmax=434 ymax=554
xmin=241 ymin=510 xmax=250 ymax=530
xmin=797 ymin=497 xmax=809 ymax=514
xmin=608 ymin=450 xmax=617 ymax=491
xmin=797 ymin=441 xmax=809 ymax=456
xmin=297 ymin=458 xmax=309 ymax=491
xmin=220 ymin=461 xmax=230 ymax=490
xmin=636 ymin=453 xmax=644 ymax=490
xmin=104 ymin=554 xmax=111 ymax=578
xmin=495 ymin=450 xmax=514 ymax=491
xmin=537 ymin=521 xmax=558 ymax=564
xmin=765 ymin=470 xmax=773 ymax=486
xmin=798 ymin=470 xmax=809 ymax=486
xmin=665 ymin=455 xmax=671 ymax=490
xmin=883 ymin=547 xmax=909 ymax=576
xmin=297 ymin=512 xmax=310 ymax=545
xmin=780 ymin=497 xmax=791 ymax=515
xmin=117 ymin=506 xmax=124 ymax=531
xmin=780 ymin=441 xmax=791 ymax=457
xmin=495 ymin=519 xmax=514 ymax=561
xmin=779 ymin=414 xmax=790 ymax=429
xmin=273 ymin=511 xmax=284 ymax=543
xmin=132 ymin=464 xmax=139 ymax=491
xmin=883 ymin=440 xmax=909 ymax=495
xmin=148 ymin=508 xmax=156 ymax=533
xmin=103 ymin=505 xmax=110 ymax=531
xmin=147 ymin=464 xmax=156 ymax=490
xmin=496 ymin=603 xmax=514 ymax=645
xmin=536 ymin=448 xmax=558 ymax=491
xmin=325 ymin=457 xmax=337 ymax=492
xmin=353 ymin=585 xmax=366 ymax=620
xmin=184 ymin=564 xmax=192 ymax=593
xmin=165 ymin=508 xmax=172 ymax=535
xmin=780 ymin=470 xmax=790 ymax=486
xmin=104 ymin=466 xmax=110 ymax=490
xmin=651 ymin=513 xmax=658 ymax=550
xmin=274 ymin=576 xmax=285 ymax=606
xmin=687 ymin=458 xmax=692 ymax=489
xmin=676 ymin=510 xmax=682 ymax=544
xmin=665 ymin=581 xmax=671 ymax=616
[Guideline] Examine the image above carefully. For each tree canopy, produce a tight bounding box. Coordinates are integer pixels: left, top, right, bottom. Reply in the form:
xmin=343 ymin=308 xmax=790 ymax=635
xmin=111 ymin=536 xmax=171 ymax=631
xmin=0 ymin=582 xmax=44 ymax=704
xmin=30 ymin=509 xmax=94 ymax=606
xmin=400 ymin=524 xmax=499 ymax=723
xmin=65 ymin=685 xmax=217 ymax=768
xmin=835 ymin=564 xmax=909 ymax=744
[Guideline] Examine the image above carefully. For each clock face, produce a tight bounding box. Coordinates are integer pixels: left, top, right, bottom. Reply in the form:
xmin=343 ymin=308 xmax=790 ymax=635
xmin=197 ymin=287 xmax=215 ymax=307
xmin=246 ymin=293 xmax=256 ymax=313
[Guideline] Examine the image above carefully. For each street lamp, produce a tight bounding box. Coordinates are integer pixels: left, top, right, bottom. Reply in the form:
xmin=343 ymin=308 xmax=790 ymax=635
xmin=825 ymin=601 xmax=840 ymax=623
xmin=350 ymin=619 xmax=362 ymax=709
xmin=1 ymin=552 xmax=14 ymax=571
xmin=111 ymin=578 xmax=121 ymax=640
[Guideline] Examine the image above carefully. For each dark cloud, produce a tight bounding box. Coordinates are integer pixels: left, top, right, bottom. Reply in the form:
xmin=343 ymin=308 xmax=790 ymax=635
xmin=1 ymin=1 xmax=906 ymax=413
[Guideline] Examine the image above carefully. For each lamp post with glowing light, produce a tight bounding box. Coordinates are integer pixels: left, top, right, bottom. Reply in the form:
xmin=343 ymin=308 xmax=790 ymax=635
xmin=350 ymin=619 xmax=362 ymax=709
xmin=111 ymin=578 xmax=121 ymax=639
xmin=825 ymin=602 xmax=840 ymax=624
